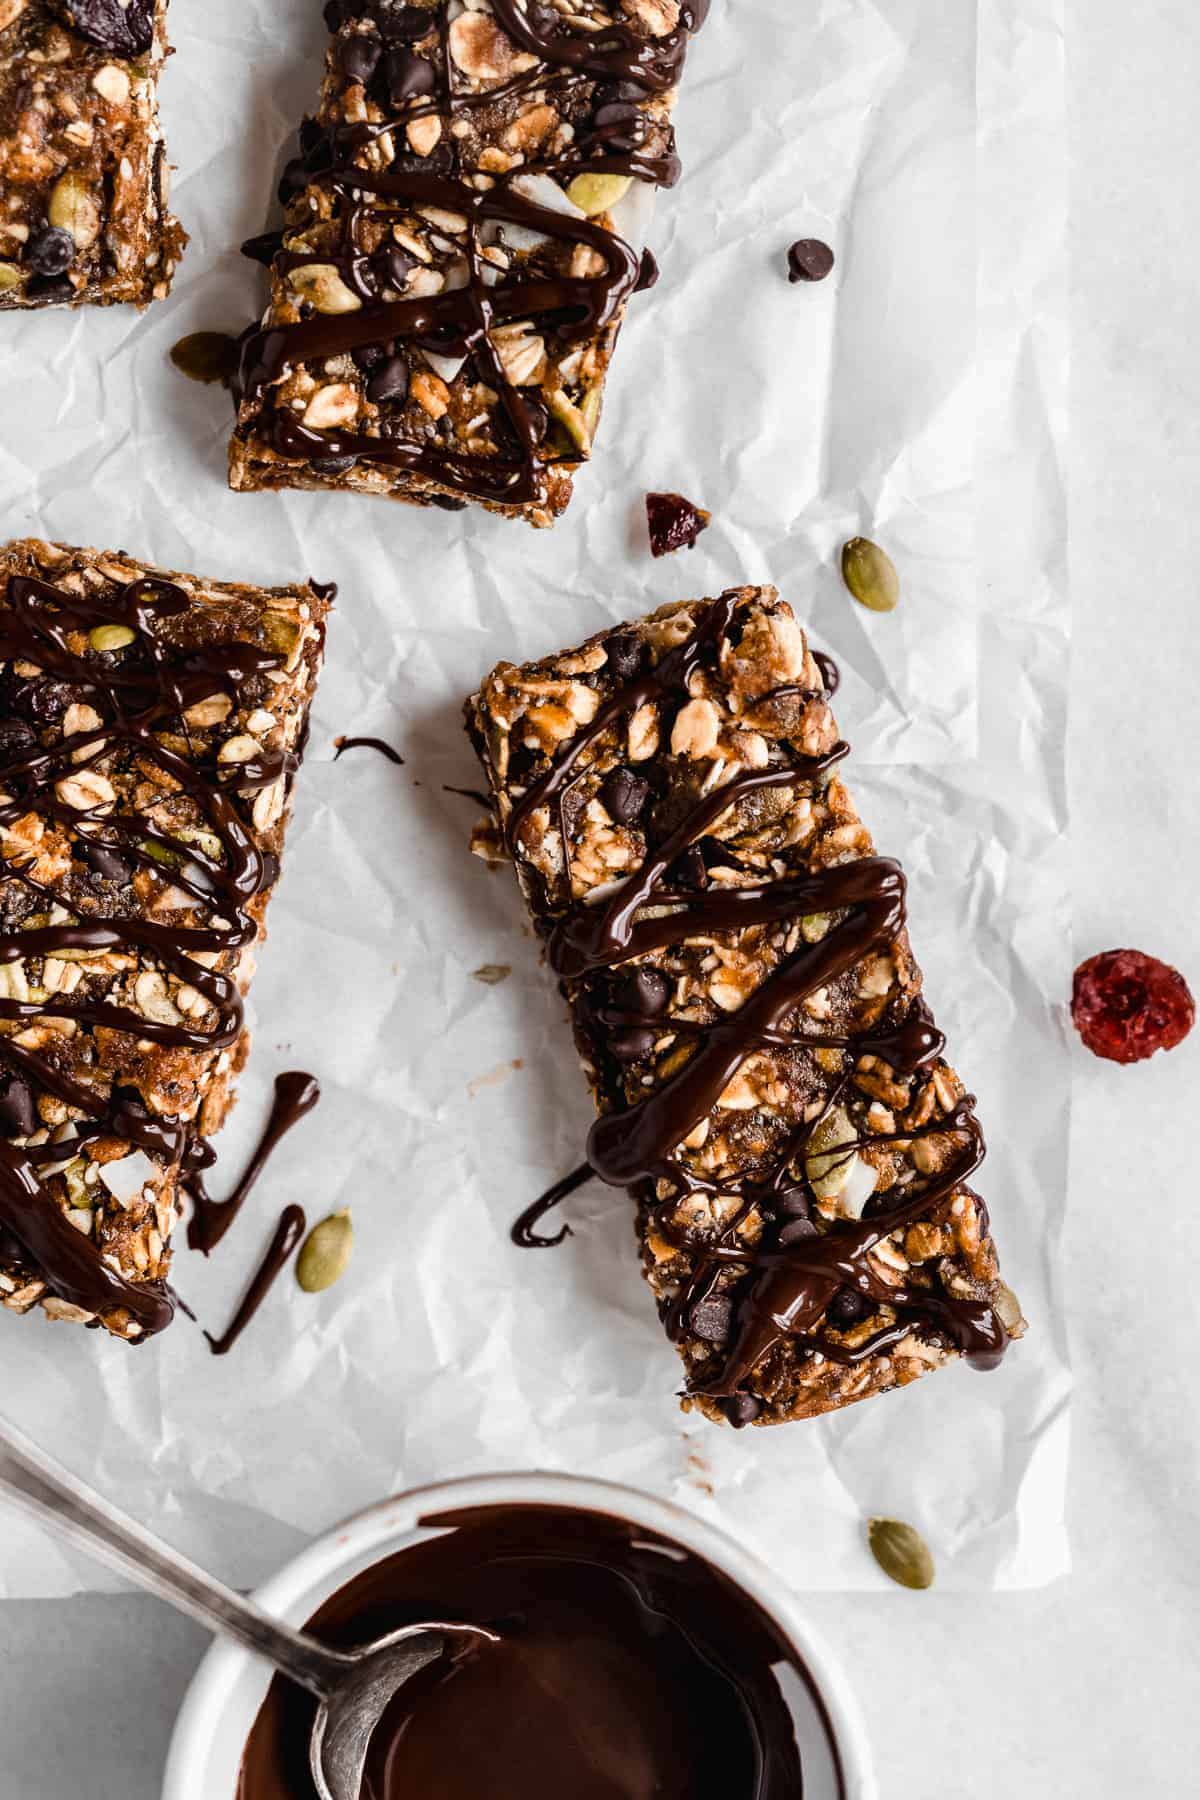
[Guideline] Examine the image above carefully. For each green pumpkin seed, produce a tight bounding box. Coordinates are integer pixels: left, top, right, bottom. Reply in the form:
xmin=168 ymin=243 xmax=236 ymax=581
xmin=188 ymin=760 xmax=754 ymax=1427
xmin=867 ymin=1517 xmax=935 ymax=1590
xmin=566 ymin=172 xmax=632 ymax=217
xmin=296 ymin=1210 xmax=353 ymax=1294
xmin=169 ymin=331 xmax=241 ymax=387
xmin=89 ymin=624 xmax=136 ymax=652
xmin=841 ymin=537 xmax=900 ymax=614
xmin=0 ymin=264 xmax=22 ymax=293
xmin=472 ymin=964 xmax=511 ymax=985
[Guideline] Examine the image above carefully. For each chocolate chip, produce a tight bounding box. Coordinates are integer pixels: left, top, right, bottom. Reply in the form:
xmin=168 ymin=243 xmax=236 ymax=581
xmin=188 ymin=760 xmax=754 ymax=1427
xmin=311 ymin=454 xmax=359 ymax=475
xmin=599 ymin=765 xmax=650 ymax=826
xmin=378 ymin=245 xmax=416 ymax=291
xmin=518 ymin=396 xmax=549 ymax=445
xmin=374 ymin=2 xmax=433 ymax=40
xmin=26 ymin=227 xmax=75 ymax=277
xmin=76 ymin=837 xmax=132 ymax=884
xmin=366 ymin=355 xmax=410 ymax=405
xmin=278 ymin=158 xmax=311 ymax=204
xmin=778 ymin=1217 xmax=819 ymax=1247
xmin=720 ymin=1393 xmax=761 ymax=1429
xmin=603 ymin=632 xmax=645 ymax=681
xmin=241 ymin=230 xmax=283 ymax=266
xmin=613 ymin=966 xmax=669 ymax=1019
xmin=690 ymin=1294 xmax=733 ymax=1344
xmin=634 ymin=248 xmax=660 ymax=293
xmin=775 ymin=1185 xmax=812 ymax=1219
xmin=608 ymin=1027 xmax=657 ymax=1064
xmin=26 ymin=274 xmax=74 ymax=305
xmin=826 ymin=1287 xmax=871 ymax=1328
xmin=787 ymin=238 xmax=835 ymax=284
xmin=646 ymin=490 xmax=711 ymax=558
xmin=429 ymin=494 xmax=467 ymax=512
xmin=56 ymin=0 xmax=154 ymax=56
xmin=0 ymin=1224 xmax=24 ymax=1263
xmin=386 ymin=46 xmax=435 ymax=102
xmin=338 ymin=30 xmax=382 ymax=83
xmin=0 ymin=1073 xmax=37 ymax=1139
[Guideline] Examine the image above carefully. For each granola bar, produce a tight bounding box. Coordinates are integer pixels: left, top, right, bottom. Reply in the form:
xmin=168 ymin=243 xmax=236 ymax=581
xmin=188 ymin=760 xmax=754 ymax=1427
xmin=229 ymin=0 xmax=707 ymax=526
xmin=466 ymin=586 xmax=1025 ymax=1425
xmin=0 ymin=539 xmax=330 ymax=1340
xmin=0 ymin=0 xmax=185 ymax=310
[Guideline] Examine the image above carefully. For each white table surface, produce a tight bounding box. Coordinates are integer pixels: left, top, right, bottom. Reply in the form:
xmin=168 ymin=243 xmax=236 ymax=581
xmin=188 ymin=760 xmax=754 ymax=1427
xmin=3 ymin=2 xmax=1199 ymax=1794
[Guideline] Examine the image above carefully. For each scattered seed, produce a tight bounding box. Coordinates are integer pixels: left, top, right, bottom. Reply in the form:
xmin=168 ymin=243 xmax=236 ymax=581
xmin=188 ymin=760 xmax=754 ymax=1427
xmin=88 ymin=623 xmax=136 ymax=652
xmin=867 ymin=1517 xmax=935 ymax=1590
xmin=170 ymin=331 xmax=241 ymax=386
xmin=296 ymin=1209 xmax=353 ymax=1293
xmin=841 ymin=537 xmax=900 ymax=614
xmin=472 ymin=964 xmax=511 ymax=985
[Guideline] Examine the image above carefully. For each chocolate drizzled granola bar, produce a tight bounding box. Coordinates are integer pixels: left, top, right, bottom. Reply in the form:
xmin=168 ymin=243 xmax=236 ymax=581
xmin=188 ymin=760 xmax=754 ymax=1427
xmin=0 ymin=1 xmax=185 ymax=309
xmin=0 ymin=540 xmax=329 ymax=1340
xmin=466 ymin=587 xmax=1024 ymax=1425
xmin=230 ymin=0 xmax=706 ymax=525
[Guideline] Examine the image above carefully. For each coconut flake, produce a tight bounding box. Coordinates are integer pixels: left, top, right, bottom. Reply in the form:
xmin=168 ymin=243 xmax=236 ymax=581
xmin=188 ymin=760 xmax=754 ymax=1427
xmin=98 ymin=1150 xmax=159 ymax=1208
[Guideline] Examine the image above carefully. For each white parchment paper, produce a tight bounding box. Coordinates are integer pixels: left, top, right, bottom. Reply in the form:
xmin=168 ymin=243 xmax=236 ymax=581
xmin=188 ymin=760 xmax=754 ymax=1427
xmin=0 ymin=0 xmax=1069 ymax=1596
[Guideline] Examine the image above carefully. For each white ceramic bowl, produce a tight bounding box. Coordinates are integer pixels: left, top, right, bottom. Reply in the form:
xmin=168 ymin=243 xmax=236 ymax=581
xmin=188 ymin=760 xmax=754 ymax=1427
xmin=163 ymin=1471 xmax=876 ymax=1800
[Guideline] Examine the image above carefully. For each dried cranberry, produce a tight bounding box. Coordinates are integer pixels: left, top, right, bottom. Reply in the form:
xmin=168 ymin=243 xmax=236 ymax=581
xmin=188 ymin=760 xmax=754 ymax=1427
xmin=1071 ymin=948 xmax=1195 ymax=1064
xmin=0 ymin=720 xmax=35 ymax=765
xmin=645 ymin=490 xmax=711 ymax=558
xmin=56 ymin=0 xmax=154 ymax=57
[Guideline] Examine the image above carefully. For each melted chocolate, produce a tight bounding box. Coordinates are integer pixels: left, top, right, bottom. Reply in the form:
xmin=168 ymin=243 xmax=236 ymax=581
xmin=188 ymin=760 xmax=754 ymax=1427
xmin=188 ymin=1071 xmax=321 ymax=1255
xmin=333 ymin=735 xmax=404 ymax=765
xmin=205 ymin=1204 xmax=306 ymax=1357
xmin=237 ymin=1503 xmax=843 ymax=1800
xmin=0 ymin=571 xmax=311 ymax=1334
xmin=236 ymin=4 xmax=706 ymax=508
xmin=510 ymin=1160 xmax=593 ymax=1247
xmin=503 ymin=596 xmax=1006 ymax=1402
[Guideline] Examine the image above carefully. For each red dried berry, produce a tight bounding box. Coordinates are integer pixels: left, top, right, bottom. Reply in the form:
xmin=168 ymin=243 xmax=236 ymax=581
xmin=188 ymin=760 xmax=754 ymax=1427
xmin=646 ymin=491 xmax=711 ymax=558
xmin=1071 ymin=949 xmax=1195 ymax=1065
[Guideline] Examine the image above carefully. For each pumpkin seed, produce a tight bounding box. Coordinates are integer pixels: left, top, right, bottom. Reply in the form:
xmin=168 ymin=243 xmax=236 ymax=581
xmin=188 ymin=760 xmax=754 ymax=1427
xmin=867 ymin=1517 xmax=935 ymax=1590
xmin=472 ymin=964 xmax=511 ymax=985
xmin=548 ymin=388 xmax=591 ymax=456
xmin=89 ymin=623 xmax=136 ymax=652
xmin=0 ymin=264 xmax=22 ymax=293
xmin=841 ymin=537 xmax=900 ymax=614
xmin=296 ymin=1210 xmax=353 ymax=1294
xmin=566 ymin=172 xmax=632 ymax=217
xmin=169 ymin=331 xmax=241 ymax=386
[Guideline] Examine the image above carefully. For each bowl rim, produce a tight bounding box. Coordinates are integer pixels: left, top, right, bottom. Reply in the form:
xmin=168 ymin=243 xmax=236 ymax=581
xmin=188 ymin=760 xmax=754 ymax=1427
xmin=162 ymin=1469 xmax=877 ymax=1800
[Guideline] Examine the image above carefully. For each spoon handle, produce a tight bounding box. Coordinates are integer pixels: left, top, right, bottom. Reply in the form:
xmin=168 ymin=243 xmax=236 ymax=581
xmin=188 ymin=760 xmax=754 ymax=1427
xmin=0 ymin=1414 xmax=351 ymax=1700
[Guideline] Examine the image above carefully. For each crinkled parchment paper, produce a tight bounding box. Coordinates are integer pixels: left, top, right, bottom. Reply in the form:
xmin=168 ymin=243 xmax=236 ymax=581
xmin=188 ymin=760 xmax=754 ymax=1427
xmin=0 ymin=0 xmax=1069 ymax=1595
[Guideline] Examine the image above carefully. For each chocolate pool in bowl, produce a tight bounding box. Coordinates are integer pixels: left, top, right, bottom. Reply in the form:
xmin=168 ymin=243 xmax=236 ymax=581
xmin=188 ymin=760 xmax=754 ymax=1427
xmin=162 ymin=1474 xmax=871 ymax=1800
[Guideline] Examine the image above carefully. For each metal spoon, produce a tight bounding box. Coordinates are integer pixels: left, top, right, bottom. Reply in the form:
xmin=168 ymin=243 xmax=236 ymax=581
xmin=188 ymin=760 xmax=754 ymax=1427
xmin=0 ymin=1417 xmax=496 ymax=1800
